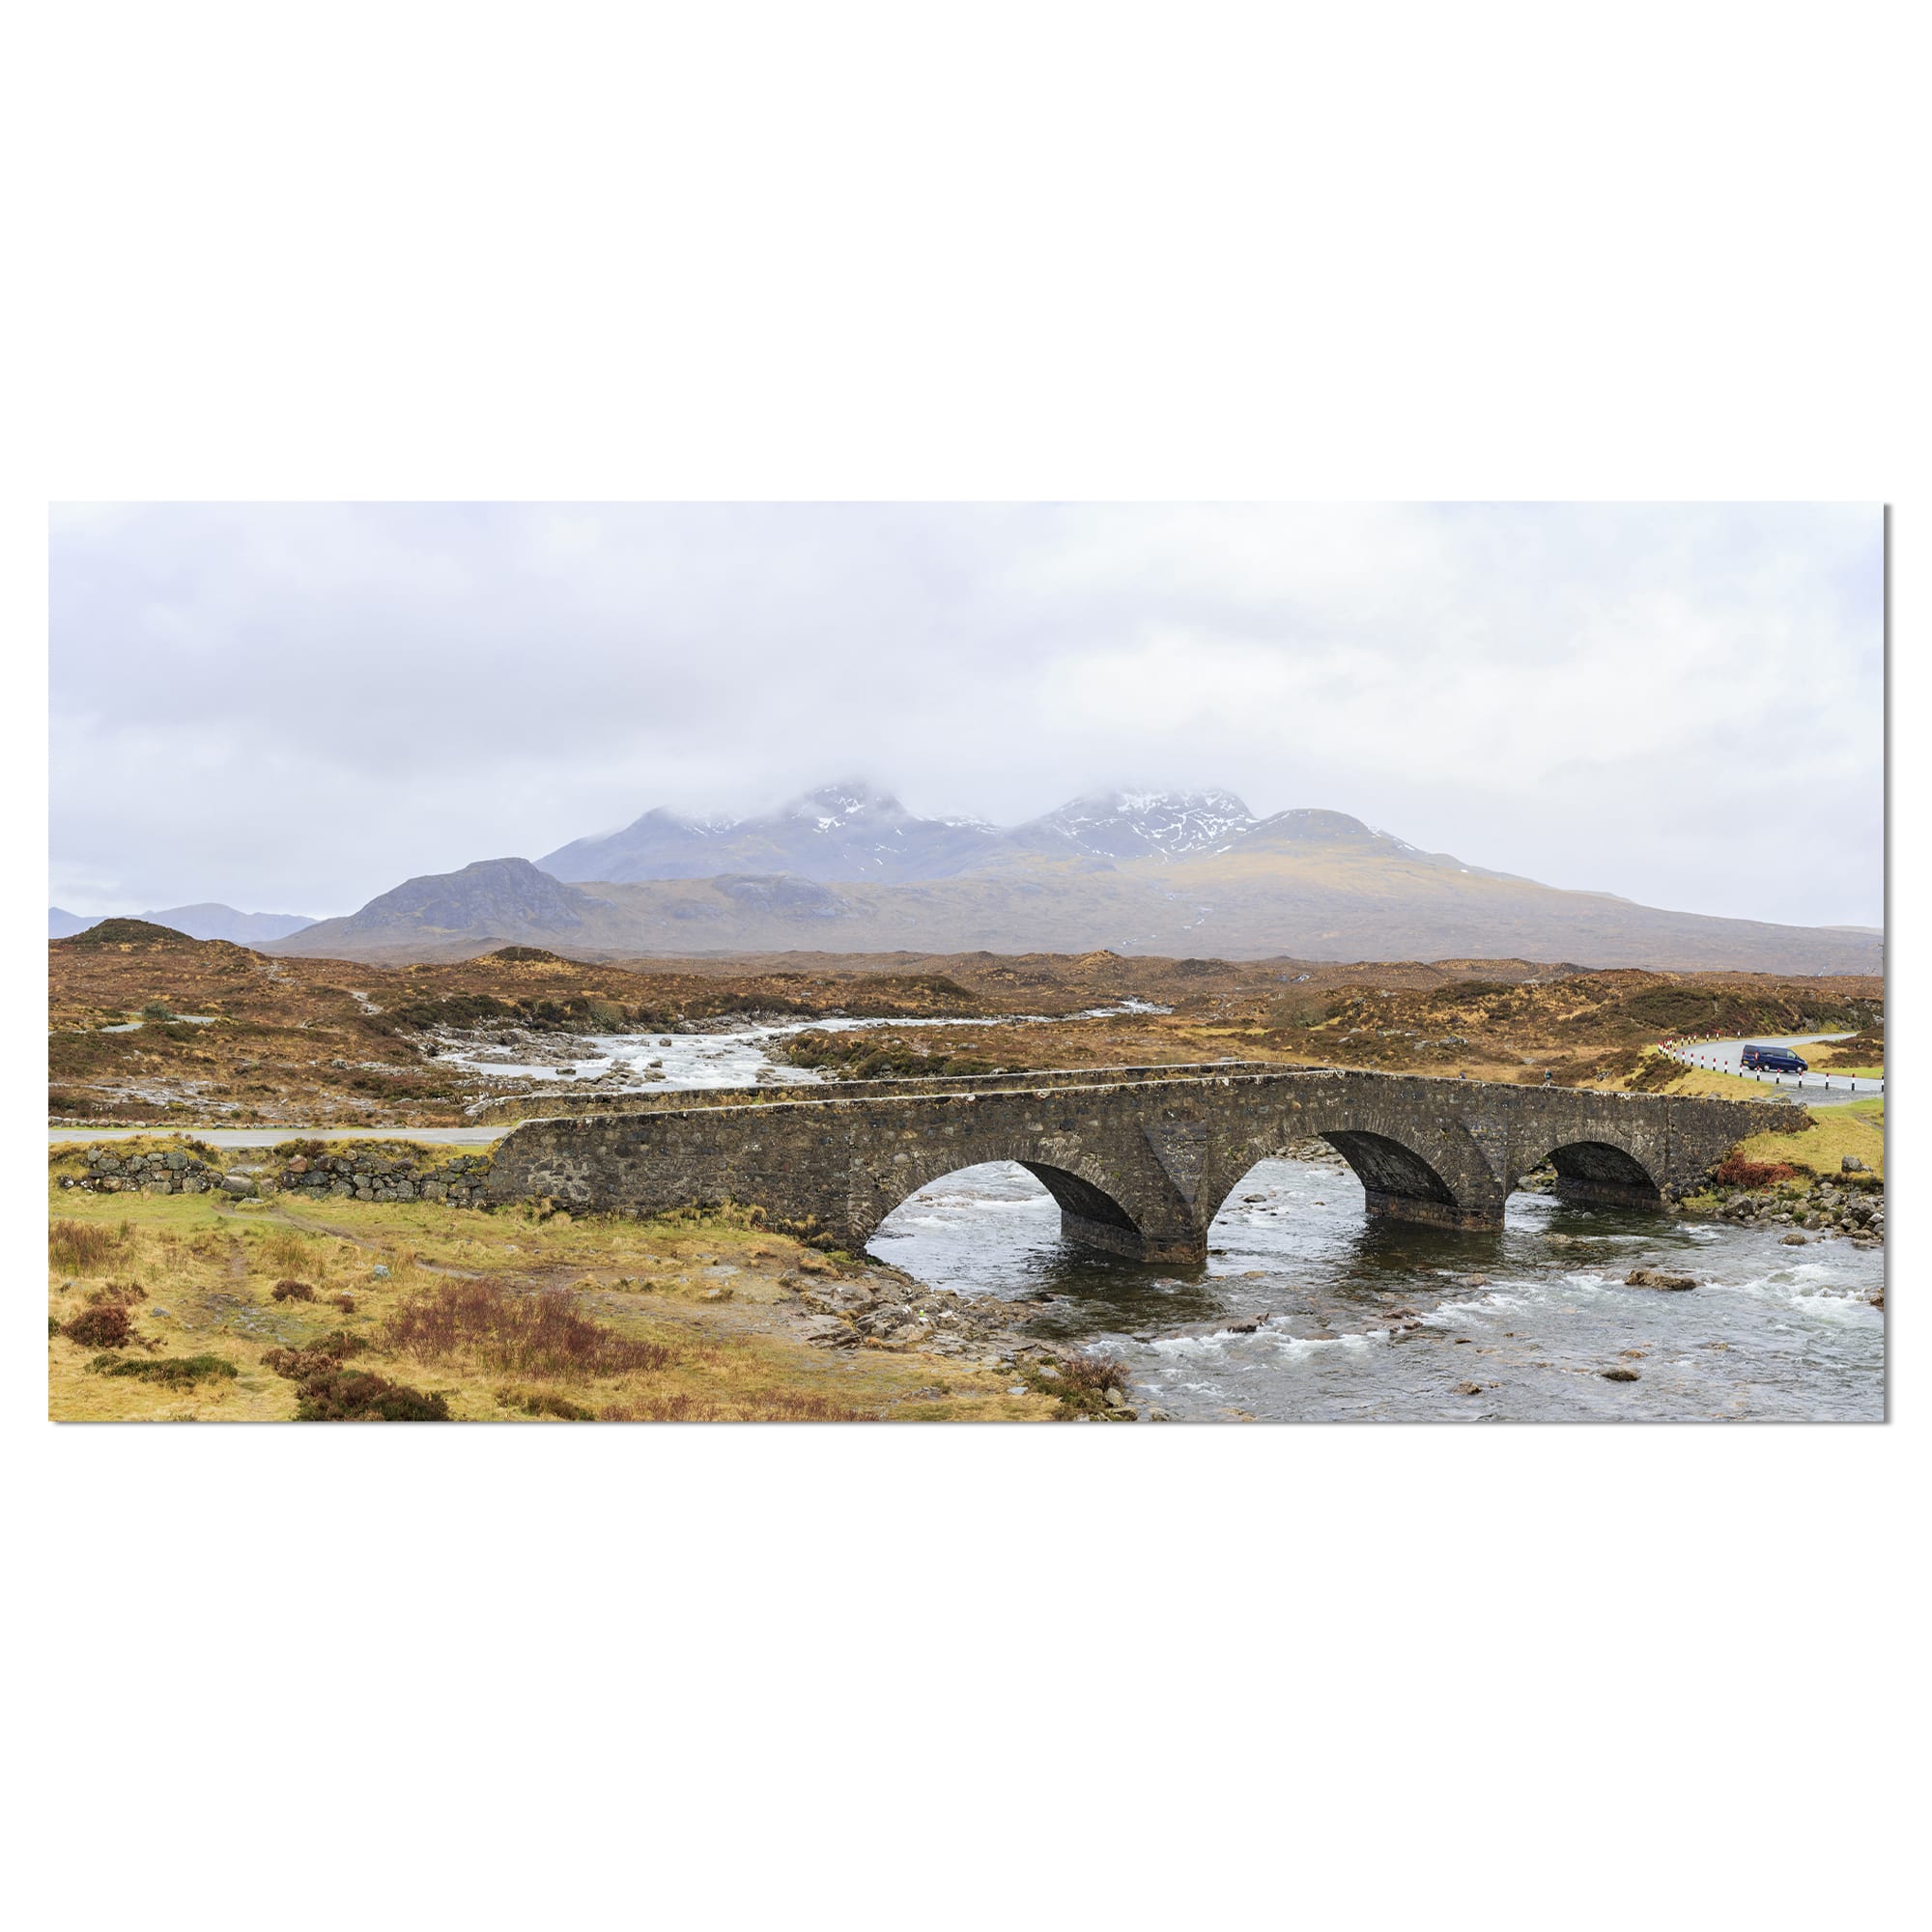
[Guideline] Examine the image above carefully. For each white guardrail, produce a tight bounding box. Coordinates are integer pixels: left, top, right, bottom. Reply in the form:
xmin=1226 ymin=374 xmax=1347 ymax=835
xmin=1658 ymin=1037 xmax=1884 ymax=1097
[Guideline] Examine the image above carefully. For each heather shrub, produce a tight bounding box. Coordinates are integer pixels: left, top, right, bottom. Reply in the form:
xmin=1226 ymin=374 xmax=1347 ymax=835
xmin=262 ymin=1332 xmax=368 ymax=1379
xmin=328 ymin=1293 xmax=355 ymax=1314
xmin=1714 ymin=1153 xmax=1797 ymax=1188
xmin=293 ymin=1368 xmax=449 ymax=1422
xmin=383 ymin=1280 xmax=672 ymax=1380
xmin=270 ymin=1279 xmax=317 ymax=1303
xmin=61 ymin=1304 xmax=135 ymax=1350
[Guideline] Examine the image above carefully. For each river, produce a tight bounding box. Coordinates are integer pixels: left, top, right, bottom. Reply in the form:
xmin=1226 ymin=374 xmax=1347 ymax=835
xmin=49 ymin=1016 xmax=1886 ymax=1421
xmin=867 ymin=1155 xmax=1885 ymax=1422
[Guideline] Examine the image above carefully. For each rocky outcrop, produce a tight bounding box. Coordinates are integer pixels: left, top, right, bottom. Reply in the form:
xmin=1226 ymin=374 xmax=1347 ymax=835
xmin=1705 ymin=1176 xmax=1885 ymax=1244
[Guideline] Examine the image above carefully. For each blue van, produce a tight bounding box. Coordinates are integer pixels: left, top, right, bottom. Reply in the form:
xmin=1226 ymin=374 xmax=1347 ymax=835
xmin=1742 ymin=1043 xmax=1807 ymax=1073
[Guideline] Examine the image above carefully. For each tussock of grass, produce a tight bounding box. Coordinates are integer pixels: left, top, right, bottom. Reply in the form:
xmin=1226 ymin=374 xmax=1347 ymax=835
xmin=49 ymin=1217 xmax=122 ymax=1271
xmin=89 ymin=1352 xmax=238 ymax=1388
xmin=1021 ymin=1352 xmax=1134 ymax=1418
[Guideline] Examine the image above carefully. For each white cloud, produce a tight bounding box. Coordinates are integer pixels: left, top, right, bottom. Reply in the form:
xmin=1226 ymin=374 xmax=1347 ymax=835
xmin=48 ymin=502 xmax=1883 ymax=925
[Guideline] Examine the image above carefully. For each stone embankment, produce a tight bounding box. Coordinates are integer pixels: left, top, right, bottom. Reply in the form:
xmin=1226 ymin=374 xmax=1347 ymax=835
xmin=59 ymin=1142 xmax=495 ymax=1206
xmin=776 ymin=1259 xmax=1156 ymax=1419
xmin=1707 ymin=1174 xmax=1885 ymax=1246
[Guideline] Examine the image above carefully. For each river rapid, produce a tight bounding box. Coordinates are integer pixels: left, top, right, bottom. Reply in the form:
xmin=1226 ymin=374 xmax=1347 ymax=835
xmin=867 ymin=1154 xmax=1886 ymax=1423
xmin=436 ymin=1001 xmax=1170 ymax=1093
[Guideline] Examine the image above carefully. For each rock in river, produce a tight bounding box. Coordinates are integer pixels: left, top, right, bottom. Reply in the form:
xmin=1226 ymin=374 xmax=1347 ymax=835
xmin=1625 ymin=1268 xmax=1697 ymax=1292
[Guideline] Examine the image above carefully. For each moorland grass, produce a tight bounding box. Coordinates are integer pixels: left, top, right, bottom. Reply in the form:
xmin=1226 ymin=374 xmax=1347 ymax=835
xmin=45 ymin=1172 xmax=1057 ymax=1423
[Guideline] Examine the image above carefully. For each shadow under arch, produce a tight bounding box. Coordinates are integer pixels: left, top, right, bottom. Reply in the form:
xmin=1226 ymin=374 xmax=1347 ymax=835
xmin=1523 ymin=1138 xmax=1665 ymax=1212
xmin=865 ymin=1147 xmax=1161 ymax=1262
xmin=1318 ymin=1128 xmax=1473 ymax=1229
xmin=1013 ymin=1160 xmax=1148 ymax=1258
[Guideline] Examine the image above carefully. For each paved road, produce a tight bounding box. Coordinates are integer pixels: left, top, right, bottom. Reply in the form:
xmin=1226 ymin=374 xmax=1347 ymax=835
xmin=1662 ymin=1033 xmax=1884 ymax=1105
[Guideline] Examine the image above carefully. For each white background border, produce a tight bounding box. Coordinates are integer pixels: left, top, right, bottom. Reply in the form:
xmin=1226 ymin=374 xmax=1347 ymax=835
xmin=8 ymin=4 xmax=1919 ymax=1927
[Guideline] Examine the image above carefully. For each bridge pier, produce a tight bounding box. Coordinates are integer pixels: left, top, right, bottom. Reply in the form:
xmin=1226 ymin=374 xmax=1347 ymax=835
xmin=1553 ymin=1175 xmax=1665 ymax=1212
xmin=1059 ymin=1209 xmax=1206 ymax=1264
xmin=1362 ymin=1190 xmax=1505 ymax=1233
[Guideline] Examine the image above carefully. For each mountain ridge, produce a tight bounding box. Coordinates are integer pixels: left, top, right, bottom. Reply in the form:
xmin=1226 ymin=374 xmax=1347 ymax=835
xmin=47 ymin=902 xmax=319 ymax=944
xmin=270 ymin=843 xmax=1883 ymax=976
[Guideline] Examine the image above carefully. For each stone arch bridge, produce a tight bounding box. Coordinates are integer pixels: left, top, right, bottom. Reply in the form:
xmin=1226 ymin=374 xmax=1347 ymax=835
xmin=484 ymin=1063 xmax=1796 ymax=1264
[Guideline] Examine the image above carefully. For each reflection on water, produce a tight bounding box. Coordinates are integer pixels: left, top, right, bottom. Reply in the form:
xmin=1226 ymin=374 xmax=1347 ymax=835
xmin=867 ymin=1157 xmax=1885 ymax=1423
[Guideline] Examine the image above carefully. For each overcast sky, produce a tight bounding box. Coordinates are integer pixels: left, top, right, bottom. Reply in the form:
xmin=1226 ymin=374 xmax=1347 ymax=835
xmin=49 ymin=502 xmax=1883 ymax=927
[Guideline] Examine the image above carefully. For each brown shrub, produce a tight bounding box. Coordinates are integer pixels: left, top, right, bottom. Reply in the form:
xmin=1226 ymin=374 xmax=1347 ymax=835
xmin=382 ymin=1280 xmax=672 ymax=1380
xmin=49 ymin=1219 xmax=119 ymax=1271
xmin=60 ymin=1304 xmax=135 ymax=1350
xmin=293 ymin=1367 xmax=449 ymax=1422
xmin=1714 ymin=1153 xmax=1797 ymax=1188
xmin=270 ymin=1279 xmax=317 ymax=1302
xmin=328 ymin=1293 xmax=355 ymax=1314
xmin=262 ymin=1332 xmax=369 ymax=1379
xmin=1052 ymin=1353 xmax=1132 ymax=1395
xmin=85 ymin=1280 xmax=148 ymax=1307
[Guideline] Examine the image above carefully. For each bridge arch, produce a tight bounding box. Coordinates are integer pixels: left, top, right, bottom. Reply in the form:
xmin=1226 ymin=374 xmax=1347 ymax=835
xmin=1513 ymin=1136 xmax=1666 ymax=1212
xmin=855 ymin=1136 xmax=1179 ymax=1262
xmin=1200 ymin=1099 xmax=1506 ymax=1235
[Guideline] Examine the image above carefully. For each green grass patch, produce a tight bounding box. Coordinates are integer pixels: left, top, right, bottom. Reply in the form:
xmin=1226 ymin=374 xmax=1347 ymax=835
xmin=1731 ymin=1104 xmax=1883 ymax=1181
xmin=88 ymin=1352 xmax=239 ymax=1388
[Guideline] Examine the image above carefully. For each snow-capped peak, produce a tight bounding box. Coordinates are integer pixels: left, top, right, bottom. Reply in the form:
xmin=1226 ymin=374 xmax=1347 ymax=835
xmin=1016 ymin=787 xmax=1258 ymax=861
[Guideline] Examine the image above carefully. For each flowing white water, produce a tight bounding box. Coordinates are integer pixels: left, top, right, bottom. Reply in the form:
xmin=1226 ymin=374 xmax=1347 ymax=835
xmin=867 ymin=1156 xmax=1885 ymax=1422
xmin=434 ymin=1000 xmax=1170 ymax=1091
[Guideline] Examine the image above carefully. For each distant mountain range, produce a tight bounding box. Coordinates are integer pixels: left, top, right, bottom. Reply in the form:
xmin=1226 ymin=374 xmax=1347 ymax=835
xmin=47 ymin=903 xmax=318 ymax=944
xmin=263 ymin=782 xmax=1884 ymax=974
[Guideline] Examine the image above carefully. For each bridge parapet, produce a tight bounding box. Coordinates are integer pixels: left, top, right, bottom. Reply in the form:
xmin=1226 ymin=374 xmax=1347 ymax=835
xmin=473 ymin=1059 xmax=1297 ymax=1123
xmin=485 ymin=1066 xmax=1800 ymax=1263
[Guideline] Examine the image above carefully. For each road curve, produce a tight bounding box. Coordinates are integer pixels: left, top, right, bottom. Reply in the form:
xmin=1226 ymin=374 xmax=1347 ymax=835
xmin=1661 ymin=1033 xmax=1883 ymax=1105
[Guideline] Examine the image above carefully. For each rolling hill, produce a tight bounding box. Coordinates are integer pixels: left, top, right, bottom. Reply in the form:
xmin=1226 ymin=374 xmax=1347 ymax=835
xmin=270 ymin=789 xmax=1884 ymax=974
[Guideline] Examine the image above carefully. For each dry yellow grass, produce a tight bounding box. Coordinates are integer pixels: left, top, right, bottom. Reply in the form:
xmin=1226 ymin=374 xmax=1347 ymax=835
xmin=46 ymin=1182 xmax=1063 ymax=1423
xmin=1731 ymin=1101 xmax=1884 ymax=1182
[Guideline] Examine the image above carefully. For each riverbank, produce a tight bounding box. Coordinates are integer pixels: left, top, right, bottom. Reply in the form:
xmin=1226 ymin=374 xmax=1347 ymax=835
xmin=44 ymin=1159 xmax=1132 ymax=1422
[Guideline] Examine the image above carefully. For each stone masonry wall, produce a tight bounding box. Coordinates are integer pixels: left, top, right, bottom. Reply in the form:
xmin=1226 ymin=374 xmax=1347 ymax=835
xmin=58 ymin=1142 xmax=494 ymax=1206
xmin=486 ymin=1065 xmax=1796 ymax=1261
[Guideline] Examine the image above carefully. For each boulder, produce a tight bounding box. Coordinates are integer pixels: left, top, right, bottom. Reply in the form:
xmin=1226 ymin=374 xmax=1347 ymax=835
xmin=1601 ymin=1367 xmax=1641 ymax=1382
xmin=1624 ymin=1268 xmax=1697 ymax=1292
xmin=219 ymin=1173 xmax=255 ymax=1197
xmin=1781 ymin=1233 xmax=1808 ymax=1246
